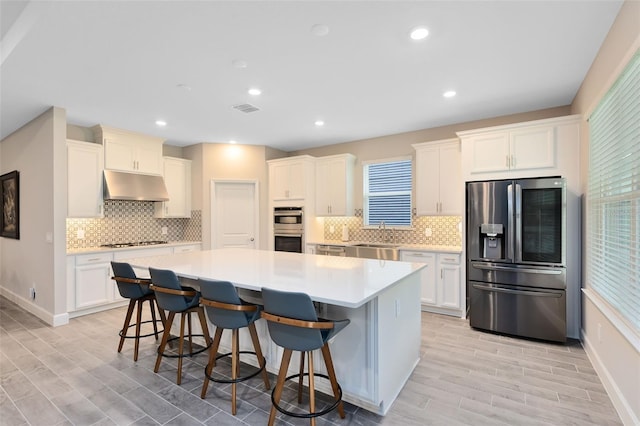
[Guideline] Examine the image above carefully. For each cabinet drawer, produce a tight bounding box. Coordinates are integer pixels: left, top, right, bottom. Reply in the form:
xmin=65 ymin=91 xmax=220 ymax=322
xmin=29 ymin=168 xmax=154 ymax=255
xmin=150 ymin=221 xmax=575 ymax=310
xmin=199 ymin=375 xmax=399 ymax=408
xmin=113 ymin=247 xmax=172 ymax=260
xmin=438 ymin=254 xmax=461 ymax=264
xmin=400 ymin=251 xmax=435 ymax=261
xmin=76 ymin=252 xmax=113 ymax=265
xmin=173 ymin=244 xmax=201 ymax=254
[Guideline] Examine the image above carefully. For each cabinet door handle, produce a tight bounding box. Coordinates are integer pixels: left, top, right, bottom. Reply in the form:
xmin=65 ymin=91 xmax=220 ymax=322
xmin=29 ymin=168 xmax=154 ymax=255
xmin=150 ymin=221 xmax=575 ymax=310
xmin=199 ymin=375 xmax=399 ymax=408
xmin=441 ymin=269 xmax=443 ymax=279
xmin=511 ymin=155 xmax=515 ymax=168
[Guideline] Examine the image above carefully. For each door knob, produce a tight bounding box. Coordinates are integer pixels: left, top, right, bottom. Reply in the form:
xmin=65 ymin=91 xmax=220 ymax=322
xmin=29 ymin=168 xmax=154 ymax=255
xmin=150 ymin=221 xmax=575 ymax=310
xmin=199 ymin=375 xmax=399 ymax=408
xmin=250 ymin=237 xmax=255 ymax=241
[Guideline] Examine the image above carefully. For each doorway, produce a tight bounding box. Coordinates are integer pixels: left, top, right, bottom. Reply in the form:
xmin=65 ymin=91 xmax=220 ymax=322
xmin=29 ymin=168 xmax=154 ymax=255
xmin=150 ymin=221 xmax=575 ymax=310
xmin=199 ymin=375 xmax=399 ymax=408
xmin=210 ymin=180 xmax=259 ymax=249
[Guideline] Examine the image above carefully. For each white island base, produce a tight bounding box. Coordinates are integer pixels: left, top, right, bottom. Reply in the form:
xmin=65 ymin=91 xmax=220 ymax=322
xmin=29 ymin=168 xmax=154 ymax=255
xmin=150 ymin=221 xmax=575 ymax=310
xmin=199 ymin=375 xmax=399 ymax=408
xmin=125 ymin=249 xmax=423 ymax=415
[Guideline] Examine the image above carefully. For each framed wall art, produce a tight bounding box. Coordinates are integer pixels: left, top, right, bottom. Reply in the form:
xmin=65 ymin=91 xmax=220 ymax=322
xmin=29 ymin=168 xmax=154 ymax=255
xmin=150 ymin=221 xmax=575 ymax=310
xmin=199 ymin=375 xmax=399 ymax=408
xmin=0 ymin=170 xmax=20 ymax=239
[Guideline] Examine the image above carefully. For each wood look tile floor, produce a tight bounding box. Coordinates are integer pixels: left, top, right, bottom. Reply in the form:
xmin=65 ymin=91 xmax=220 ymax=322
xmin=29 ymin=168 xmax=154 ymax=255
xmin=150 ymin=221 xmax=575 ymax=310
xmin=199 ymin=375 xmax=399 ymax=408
xmin=0 ymin=296 xmax=623 ymax=426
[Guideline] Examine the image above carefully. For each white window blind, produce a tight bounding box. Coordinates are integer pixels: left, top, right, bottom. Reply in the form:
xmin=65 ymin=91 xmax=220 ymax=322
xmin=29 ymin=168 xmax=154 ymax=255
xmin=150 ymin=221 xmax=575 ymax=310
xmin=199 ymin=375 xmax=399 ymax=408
xmin=587 ymin=50 xmax=640 ymax=331
xmin=363 ymin=158 xmax=412 ymax=227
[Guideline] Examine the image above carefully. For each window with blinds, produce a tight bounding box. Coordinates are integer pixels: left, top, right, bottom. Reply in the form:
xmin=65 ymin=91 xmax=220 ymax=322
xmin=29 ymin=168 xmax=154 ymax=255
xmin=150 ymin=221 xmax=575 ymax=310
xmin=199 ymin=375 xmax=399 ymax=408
xmin=587 ymin=50 xmax=640 ymax=331
xmin=363 ymin=158 xmax=412 ymax=227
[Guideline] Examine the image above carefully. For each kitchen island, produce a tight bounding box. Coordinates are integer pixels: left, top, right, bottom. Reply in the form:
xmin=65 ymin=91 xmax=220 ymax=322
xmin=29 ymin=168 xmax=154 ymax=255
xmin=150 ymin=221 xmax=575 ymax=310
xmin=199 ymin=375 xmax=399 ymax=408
xmin=124 ymin=248 xmax=424 ymax=415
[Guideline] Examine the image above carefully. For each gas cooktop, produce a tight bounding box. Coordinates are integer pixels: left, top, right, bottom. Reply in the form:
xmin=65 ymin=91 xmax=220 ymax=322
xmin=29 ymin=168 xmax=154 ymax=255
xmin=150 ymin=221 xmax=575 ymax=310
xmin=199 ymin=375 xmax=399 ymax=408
xmin=100 ymin=240 xmax=168 ymax=248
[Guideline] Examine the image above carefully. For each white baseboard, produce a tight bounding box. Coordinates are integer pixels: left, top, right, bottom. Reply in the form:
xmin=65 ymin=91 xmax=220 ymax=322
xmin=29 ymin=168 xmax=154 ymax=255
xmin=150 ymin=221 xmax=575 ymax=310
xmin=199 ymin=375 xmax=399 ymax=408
xmin=581 ymin=328 xmax=639 ymax=426
xmin=0 ymin=286 xmax=69 ymax=327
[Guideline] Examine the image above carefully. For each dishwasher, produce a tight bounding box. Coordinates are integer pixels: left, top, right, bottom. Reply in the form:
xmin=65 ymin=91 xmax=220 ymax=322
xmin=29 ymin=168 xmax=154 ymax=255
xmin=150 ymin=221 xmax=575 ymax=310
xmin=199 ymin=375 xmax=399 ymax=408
xmin=316 ymin=245 xmax=346 ymax=256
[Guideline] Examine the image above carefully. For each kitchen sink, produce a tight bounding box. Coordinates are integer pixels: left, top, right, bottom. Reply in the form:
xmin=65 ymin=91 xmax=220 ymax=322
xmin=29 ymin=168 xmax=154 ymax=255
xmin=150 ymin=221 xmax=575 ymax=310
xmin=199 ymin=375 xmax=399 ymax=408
xmin=345 ymin=243 xmax=400 ymax=260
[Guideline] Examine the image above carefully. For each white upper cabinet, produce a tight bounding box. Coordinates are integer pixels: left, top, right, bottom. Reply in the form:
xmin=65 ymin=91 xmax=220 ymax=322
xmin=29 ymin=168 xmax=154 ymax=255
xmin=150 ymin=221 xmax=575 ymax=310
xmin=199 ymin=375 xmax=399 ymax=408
xmin=154 ymin=157 xmax=191 ymax=218
xmin=315 ymin=154 xmax=355 ymax=216
xmin=458 ymin=115 xmax=580 ymax=181
xmin=464 ymin=126 xmax=554 ymax=174
xmin=93 ymin=125 xmax=164 ymax=175
xmin=268 ymin=155 xmax=315 ymax=201
xmin=413 ymin=139 xmax=462 ymax=216
xmin=67 ymin=139 xmax=104 ymax=218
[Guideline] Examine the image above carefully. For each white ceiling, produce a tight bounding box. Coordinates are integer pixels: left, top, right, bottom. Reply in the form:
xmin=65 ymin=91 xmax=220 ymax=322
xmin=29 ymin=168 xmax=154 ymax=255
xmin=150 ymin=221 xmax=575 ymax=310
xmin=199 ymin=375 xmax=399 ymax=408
xmin=0 ymin=1 xmax=623 ymax=151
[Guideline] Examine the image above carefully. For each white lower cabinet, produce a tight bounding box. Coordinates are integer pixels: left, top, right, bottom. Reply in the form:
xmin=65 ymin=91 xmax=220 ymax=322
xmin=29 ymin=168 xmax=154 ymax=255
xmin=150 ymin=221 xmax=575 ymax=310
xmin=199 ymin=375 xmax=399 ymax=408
xmin=71 ymin=252 xmax=115 ymax=311
xmin=68 ymin=244 xmax=201 ymax=316
xmin=437 ymin=254 xmax=461 ymax=311
xmin=400 ymin=250 xmax=462 ymax=317
xmin=399 ymin=251 xmax=437 ymax=305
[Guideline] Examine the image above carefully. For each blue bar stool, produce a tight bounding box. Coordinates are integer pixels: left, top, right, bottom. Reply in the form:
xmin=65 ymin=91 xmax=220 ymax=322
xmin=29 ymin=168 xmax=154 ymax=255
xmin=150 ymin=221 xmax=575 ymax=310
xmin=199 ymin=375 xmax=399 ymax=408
xmin=149 ymin=267 xmax=211 ymax=385
xmin=261 ymin=287 xmax=350 ymax=426
xmin=111 ymin=261 xmax=165 ymax=361
xmin=199 ymin=279 xmax=270 ymax=415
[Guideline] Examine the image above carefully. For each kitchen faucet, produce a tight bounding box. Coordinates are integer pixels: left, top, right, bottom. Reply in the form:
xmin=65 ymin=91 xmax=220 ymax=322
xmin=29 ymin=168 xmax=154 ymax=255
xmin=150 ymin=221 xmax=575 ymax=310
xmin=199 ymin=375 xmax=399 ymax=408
xmin=378 ymin=221 xmax=385 ymax=242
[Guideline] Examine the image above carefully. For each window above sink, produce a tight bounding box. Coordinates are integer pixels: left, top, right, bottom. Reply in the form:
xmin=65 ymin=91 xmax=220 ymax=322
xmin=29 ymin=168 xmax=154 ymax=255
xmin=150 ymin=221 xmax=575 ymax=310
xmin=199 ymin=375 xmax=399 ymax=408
xmin=363 ymin=157 xmax=412 ymax=228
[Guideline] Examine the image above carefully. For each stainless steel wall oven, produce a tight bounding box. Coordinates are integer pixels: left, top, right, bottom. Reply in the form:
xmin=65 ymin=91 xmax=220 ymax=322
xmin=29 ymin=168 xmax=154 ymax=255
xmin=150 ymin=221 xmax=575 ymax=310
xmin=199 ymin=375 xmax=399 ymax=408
xmin=274 ymin=207 xmax=303 ymax=253
xmin=466 ymin=177 xmax=567 ymax=342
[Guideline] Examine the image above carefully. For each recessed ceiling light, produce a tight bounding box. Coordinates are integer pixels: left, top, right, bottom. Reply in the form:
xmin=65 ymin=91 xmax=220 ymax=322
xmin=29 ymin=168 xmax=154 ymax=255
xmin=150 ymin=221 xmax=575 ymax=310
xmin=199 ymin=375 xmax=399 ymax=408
xmin=410 ymin=27 xmax=429 ymax=40
xmin=229 ymin=140 xmax=237 ymax=144
xmin=155 ymin=120 xmax=167 ymax=127
xmin=248 ymin=88 xmax=262 ymax=96
xmin=443 ymin=90 xmax=457 ymax=98
xmin=315 ymin=120 xmax=325 ymax=127
xmin=311 ymin=24 xmax=329 ymax=37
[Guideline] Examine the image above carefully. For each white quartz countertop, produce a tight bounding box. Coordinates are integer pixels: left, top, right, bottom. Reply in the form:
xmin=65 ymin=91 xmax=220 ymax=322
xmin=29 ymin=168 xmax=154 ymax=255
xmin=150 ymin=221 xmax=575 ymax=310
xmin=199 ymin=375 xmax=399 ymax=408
xmin=67 ymin=241 xmax=202 ymax=255
xmin=123 ymin=248 xmax=426 ymax=308
xmin=309 ymin=240 xmax=462 ymax=254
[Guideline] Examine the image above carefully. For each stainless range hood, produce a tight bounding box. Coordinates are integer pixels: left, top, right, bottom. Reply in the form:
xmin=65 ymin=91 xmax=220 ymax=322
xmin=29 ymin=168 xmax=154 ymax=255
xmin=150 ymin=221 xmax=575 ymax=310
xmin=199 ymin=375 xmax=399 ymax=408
xmin=103 ymin=170 xmax=169 ymax=201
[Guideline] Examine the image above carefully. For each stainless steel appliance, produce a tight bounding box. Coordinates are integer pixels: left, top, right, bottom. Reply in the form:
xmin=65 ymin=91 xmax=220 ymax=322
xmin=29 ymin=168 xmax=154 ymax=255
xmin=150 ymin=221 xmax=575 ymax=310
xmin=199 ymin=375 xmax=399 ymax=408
xmin=103 ymin=170 xmax=169 ymax=201
xmin=316 ymin=245 xmax=346 ymax=256
xmin=274 ymin=207 xmax=304 ymax=253
xmin=467 ymin=177 xmax=567 ymax=342
xmin=100 ymin=240 xmax=168 ymax=248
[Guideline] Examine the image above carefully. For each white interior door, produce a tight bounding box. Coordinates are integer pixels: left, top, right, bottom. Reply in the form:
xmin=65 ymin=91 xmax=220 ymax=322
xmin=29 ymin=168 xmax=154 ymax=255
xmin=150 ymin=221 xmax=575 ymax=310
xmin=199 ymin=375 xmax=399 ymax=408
xmin=211 ymin=180 xmax=259 ymax=249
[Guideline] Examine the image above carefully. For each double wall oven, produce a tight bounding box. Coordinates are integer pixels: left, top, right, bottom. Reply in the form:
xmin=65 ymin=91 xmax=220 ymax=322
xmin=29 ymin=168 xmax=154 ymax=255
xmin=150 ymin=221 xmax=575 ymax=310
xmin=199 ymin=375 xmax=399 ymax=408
xmin=274 ymin=207 xmax=304 ymax=253
xmin=467 ymin=177 xmax=567 ymax=342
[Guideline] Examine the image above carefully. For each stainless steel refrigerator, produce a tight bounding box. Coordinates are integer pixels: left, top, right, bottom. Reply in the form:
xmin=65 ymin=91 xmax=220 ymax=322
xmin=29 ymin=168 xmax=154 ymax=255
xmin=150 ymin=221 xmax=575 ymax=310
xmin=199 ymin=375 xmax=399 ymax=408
xmin=466 ymin=177 xmax=567 ymax=342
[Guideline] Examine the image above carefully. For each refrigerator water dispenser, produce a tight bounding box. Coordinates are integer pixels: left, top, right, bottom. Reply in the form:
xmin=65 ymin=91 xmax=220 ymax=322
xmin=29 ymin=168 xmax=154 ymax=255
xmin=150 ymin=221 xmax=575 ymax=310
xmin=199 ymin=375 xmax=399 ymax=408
xmin=480 ymin=223 xmax=504 ymax=259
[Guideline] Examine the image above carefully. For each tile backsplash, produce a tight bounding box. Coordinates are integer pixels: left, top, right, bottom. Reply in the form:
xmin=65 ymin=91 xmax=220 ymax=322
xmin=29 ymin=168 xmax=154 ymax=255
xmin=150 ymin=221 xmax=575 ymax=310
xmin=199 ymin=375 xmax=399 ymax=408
xmin=66 ymin=200 xmax=202 ymax=250
xmin=323 ymin=214 xmax=462 ymax=246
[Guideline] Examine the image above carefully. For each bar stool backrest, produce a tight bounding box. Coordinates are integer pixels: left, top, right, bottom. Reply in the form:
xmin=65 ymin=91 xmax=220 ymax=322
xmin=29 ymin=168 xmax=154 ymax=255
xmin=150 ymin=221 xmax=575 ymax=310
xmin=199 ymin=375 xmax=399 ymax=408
xmin=149 ymin=267 xmax=194 ymax=312
xmin=200 ymin=279 xmax=260 ymax=329
xmin=111 ymin=261 xmax=151 ymax=299
xmin=261 ymin=287 xmax=325 ymax=352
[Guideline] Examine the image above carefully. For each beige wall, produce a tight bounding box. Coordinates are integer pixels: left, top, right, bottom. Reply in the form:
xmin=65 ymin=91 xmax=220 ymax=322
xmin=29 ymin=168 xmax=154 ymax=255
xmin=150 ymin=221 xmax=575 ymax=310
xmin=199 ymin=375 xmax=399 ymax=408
xmin=0 ymin=107 xmax=68 ymax=325
xmin=183 ymin=143 xmax=275 ymax=250
xmin=570 ymin=1 xmax=640 ymax=424
xmin=66 ymin=124 xmax=95 ymax=142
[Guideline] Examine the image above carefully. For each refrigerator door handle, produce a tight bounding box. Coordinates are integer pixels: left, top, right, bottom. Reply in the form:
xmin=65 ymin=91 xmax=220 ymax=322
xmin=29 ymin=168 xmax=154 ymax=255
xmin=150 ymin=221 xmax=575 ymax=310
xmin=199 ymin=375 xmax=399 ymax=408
xmin=472 ymin=284 xmax=563 ymax=298
xmin=514 ymin=183 xmax=522 ymax=263
xmin=507 ymin=183 xmax=514 ymax=262
xmin=471 ymin=262 xmax=563 ymax=275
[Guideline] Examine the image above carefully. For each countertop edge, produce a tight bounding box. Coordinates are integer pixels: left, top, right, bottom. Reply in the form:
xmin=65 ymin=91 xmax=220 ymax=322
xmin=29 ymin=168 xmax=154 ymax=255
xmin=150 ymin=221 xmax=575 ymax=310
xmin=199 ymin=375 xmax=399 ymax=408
xmin=67 ymin=241 xmax=202 ymax=255
xmin=308 ymin=240 xmax=462 ymax=254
